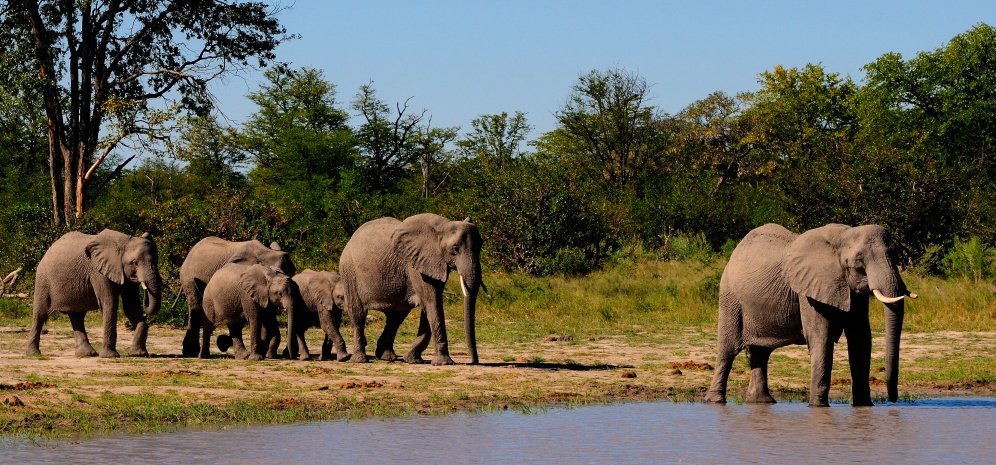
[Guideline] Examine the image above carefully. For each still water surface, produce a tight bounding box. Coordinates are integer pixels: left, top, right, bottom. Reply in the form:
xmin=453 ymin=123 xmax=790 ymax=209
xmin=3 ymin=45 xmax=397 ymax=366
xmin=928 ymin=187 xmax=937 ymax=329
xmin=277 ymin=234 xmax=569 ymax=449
xmin=3 ymin=397 xmax=994 ymax=464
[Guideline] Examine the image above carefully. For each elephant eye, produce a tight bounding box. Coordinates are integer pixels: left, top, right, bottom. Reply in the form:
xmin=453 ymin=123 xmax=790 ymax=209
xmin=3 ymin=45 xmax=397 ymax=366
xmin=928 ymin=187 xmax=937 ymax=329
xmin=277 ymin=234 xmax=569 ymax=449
xmin=451 ymin=245 xmax=460 ymax=255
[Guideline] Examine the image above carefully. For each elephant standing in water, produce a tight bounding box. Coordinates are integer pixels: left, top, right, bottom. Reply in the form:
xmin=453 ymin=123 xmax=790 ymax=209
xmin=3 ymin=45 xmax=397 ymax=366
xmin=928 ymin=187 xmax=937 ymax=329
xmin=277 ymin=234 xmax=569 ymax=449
xmin=285 ymin=270 xmax=348 ymax=361
xmin=705 ymin=223 xmax=916 ymax=407
xmin=201 ymin=263 xmax=297 ymax=360
xmin=179 ymin=237 xmax=295 ymax=356
xmin=26 ymin=229 xmax=162 ymax=357
xmin=339 ymin=214 xmax=483 ymax=365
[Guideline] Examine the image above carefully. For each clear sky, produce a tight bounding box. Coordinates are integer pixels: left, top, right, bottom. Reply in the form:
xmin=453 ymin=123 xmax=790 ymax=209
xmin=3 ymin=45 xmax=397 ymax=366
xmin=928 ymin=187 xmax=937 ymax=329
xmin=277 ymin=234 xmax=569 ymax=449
xmin=208 ymin=1 xmax=996 ymax=139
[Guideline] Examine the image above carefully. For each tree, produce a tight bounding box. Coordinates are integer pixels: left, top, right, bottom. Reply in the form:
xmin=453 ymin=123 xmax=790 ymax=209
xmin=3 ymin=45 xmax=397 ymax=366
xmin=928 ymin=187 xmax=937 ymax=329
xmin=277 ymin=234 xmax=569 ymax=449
xmin=0 ymin=0 xmax=287 ymax=226
xmin=674 ymin=91 xmax=757 ymax=194
xmin=168 ymin=115 xmax=246 ymax=189
xmin=456 ymin=111 xmax=532 ymax=169
xmin=242 ymin=66 xmax=355 ymax=188
xmin=555 ymin=67 xmax=668 ymax=188
xmin=861 ymin=23 xmax=996 ymax=246
xmin=351 ymin=82 xmax=426 ymax=191
xmin=413 ymin=118 xmax=458 ymax=198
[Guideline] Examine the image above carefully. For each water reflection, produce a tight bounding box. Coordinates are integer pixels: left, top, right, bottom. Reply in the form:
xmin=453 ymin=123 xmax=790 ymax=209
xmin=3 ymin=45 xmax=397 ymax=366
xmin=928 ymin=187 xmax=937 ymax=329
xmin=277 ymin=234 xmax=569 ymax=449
xmin=3 ymin=398 xmax=994 ymax=464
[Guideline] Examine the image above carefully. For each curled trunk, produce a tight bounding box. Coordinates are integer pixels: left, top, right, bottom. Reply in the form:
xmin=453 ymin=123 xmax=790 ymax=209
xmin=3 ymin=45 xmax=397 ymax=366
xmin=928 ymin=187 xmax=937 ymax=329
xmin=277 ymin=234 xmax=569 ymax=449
xmin=143 ymin=271 xmax=162 ymax=316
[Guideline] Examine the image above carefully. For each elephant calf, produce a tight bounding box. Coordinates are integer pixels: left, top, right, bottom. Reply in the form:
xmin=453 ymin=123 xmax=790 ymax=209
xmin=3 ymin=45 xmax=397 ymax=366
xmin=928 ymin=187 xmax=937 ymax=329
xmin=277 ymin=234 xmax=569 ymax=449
xmin=285 ymin=269 xmax=349 ymax=361
xmin=201 ymin=263 xmax=298 ymax=360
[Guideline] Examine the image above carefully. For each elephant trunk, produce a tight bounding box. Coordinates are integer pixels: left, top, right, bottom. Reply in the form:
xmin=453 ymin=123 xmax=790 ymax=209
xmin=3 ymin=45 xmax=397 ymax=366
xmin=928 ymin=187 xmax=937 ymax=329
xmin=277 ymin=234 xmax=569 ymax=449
xmin=143 ymin=270 xmax=162 ymax=316
xmin=884 ymin=300 xmax=904 ymax=403
xmin=458 ymin=262 xmax=481 ymax=365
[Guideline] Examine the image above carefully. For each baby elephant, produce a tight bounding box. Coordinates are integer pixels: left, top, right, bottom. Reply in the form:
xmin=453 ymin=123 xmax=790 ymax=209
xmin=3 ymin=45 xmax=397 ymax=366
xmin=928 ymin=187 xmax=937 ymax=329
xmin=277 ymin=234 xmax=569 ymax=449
xmin=285 ymin=270 xmax=349 ymax=361
xmin=201 ymin=263 xmax=298 ymax=360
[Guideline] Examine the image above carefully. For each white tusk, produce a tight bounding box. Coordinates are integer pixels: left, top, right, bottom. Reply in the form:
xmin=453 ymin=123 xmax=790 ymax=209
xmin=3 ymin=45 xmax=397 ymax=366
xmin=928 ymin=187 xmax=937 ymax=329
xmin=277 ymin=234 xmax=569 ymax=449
xmin=460 ymin=275 xmax=469 ymax=298
xmin=141 ymin=282 xmax=147 ymax=290
xmin=907 ymin=292 xmax=918 ymax=299
xmin=873 ymin=289 xmax=905 ymax=304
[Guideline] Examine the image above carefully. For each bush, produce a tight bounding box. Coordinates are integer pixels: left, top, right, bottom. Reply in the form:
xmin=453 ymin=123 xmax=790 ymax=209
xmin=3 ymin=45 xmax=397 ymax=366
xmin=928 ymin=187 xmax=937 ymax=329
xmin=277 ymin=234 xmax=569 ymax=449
xmin=942 ymin=237 xmax=996 ymax=282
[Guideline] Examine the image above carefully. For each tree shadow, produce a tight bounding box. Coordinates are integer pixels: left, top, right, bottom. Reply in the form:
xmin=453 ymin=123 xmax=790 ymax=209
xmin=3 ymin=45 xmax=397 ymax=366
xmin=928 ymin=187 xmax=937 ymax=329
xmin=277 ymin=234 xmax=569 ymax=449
xmin=475 ymin=361 xmax=634 ymax=371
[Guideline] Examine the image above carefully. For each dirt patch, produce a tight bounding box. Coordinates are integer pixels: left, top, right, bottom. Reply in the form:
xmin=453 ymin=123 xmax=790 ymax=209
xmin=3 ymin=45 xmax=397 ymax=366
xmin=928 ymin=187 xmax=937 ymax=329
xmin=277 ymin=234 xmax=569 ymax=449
xmin=1 ymin=322 xmax=993 ymax=438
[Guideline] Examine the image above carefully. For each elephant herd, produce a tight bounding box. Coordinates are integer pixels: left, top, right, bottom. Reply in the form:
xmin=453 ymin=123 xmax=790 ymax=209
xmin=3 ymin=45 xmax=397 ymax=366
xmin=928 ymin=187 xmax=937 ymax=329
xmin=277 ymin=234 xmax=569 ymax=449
xmin=23 ymin=215 xmax=914 ymax=407
xmin=25 ymin=213 xmax=483 ymax=367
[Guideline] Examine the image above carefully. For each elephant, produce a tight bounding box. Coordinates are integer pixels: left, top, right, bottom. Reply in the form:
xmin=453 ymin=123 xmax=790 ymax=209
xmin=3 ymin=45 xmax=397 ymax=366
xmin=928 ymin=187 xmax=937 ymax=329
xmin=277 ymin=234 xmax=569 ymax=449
xmin=179 ymin=236 xmax=295 ymax=356
xmin=339 ymin=213 xmax=483 ymax=365
xmin=26 ymin=229 xmax=162 ymax=357
xmin=705 ymin=223 xmax=916 ymax=407
xmin=200 ymin=263 xmax=297 ymax=360
xmin=284 ymin=269 xmax=348 ymax=361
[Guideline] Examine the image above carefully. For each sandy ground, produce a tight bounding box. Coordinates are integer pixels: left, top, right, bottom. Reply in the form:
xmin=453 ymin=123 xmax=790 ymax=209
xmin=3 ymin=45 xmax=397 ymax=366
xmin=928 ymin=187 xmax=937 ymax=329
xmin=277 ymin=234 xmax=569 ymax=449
xmin=2 ymin=316 xmax=993 ymax=413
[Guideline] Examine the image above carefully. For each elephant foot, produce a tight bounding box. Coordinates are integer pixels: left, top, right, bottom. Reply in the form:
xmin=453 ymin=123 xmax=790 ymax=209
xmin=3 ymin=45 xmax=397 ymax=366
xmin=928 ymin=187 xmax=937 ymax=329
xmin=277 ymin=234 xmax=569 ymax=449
xmin=128 ymin=347 xmax=149 ymax=357
xmin=76 ymin=345 xmax=98 ymax=357
xmin=378 ymin=349 xmax=398 ymax=362
xmin=703 ymin=391 xmax=727 ymax=404
xmin=431 ymin=354 xmax=456 ymax=366
xmin=25 ymin=345 xmax=41 ymax=356
xmin=808 ymin=401 xmax=831 ymax=408
xmin=851 ymin=400 xmax=874 ymax=407
xmin=198 ymin=352 xmax=211 ymax=359
xmin=181 ymin=333 xmax=201 ymax=357
xmin=403 ymin=352 xmax=425 ymax=364
xmin=746 ymin=391 xmax=776 ymax=404
xmin=266 ymin=350 xmax=279 ymax=359
xmin=248 ymin=353 xmax=264 ymax=361
xmin=349 ymin=352 xmax=369 ymax=363
xmin=99 ymin=348 xmax=121 ymax=358
xmin=334 ymin=352 xmax=351 ymax=362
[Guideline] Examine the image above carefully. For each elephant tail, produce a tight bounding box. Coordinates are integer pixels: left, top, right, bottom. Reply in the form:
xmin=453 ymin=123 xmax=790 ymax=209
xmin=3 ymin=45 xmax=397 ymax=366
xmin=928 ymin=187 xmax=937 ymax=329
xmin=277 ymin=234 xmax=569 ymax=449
xmin=168 ymin=288 xmax=183 ymax=312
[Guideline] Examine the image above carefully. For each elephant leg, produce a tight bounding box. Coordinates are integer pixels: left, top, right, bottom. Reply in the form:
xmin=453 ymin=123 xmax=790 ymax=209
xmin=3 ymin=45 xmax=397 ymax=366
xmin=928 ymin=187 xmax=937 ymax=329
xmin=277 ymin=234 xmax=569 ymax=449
xmin=25 ymin=292 xmax=50 ymax=355
xmin=230 ymin=325 xmax=250 ymax=360
xmin=745 ymin=346 xmax=776 ymax=403
xmin=99 ymin=296 xmax=121 ymax=358
xmin=845 ymin=296 xmax=873 ymax=407
xmin=376 ymin=310 xmax=411 ymax=362
xmin=347 ymin=307 xmax=369 ymax=363
xmin=181 ymin=281 xmax=205 ymax=357
xmin=320 ymin=307 xmax=349 ymax=361
xmin=247 ymin=316 xmax=265 ymax=361
xmin=802 ymin=300 xmax=842 ymax=407
xmin=263 ymin=315 xmax=280 ymax=359
xmin=121 ymin=286 xmax=149 ymax=357
xmin=405 ymin=309 xmax=430 ymax=364
xmin=200 ymin=320 xmax=215 ymax=359
xmin=705 ymin=294 xmax=742 ymax=403
xmin=69 ymin=312 xmax=98 ymax=357
xmin=292 ymin=327 xmax=311 ymax=361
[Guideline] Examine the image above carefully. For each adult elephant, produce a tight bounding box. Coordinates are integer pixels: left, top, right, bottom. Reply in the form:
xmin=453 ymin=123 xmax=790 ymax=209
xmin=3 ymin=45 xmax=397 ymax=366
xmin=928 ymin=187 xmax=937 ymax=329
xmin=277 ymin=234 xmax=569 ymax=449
xmin=339 ymin=213 xmax=483 ymax=365
xmin=201 ymin=263 xmax=296 ymax=360
xmin=705 ymin=223 xmax=916 ymax=407
xmin=26 ymin=229 xmax=162 ymax=357
xmin=285 ymin=270 xmax=348 ymax=361
xmin=179 ymin=237 xmax=295 ymax=356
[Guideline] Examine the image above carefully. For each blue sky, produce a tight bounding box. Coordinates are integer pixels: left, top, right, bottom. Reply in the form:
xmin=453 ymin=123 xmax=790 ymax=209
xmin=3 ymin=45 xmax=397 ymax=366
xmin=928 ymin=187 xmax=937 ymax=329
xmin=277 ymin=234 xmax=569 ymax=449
xmin=208 ymin=1 xmax=996 ymax=138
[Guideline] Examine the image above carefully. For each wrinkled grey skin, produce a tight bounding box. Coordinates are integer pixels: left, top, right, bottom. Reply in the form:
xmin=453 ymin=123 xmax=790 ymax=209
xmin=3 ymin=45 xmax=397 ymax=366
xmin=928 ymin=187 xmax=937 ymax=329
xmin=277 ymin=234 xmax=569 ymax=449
xmin=284 ymin=270 xmax=348 ymax=361
xmin=200 ymin=263 xmax=297 ymax=360
xmin=339 ymin=213 xmax=483 ymax=365
xmin=26 ymin=229 xmax=162 ymax=357
xmin=180 ymin=237 xmax=295 ymax=356
xmin=705 ymin=223 xmax=910 ymax=407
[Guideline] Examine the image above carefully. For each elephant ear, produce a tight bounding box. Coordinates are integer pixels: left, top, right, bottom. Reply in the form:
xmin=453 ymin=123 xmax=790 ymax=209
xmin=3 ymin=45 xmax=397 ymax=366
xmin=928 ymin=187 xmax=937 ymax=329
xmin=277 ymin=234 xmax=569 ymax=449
xmin=85 ymin=230 xmax=125 ymax=285
xmin=391 ymin=219 xmax=448 ymax=282
xmin=240 ymin=265 xmax=271 ymax=307
xmin=315 ymin=272 xmax=335 ymax=312
xmin=783 ymin=226 xmax=850 ymax=310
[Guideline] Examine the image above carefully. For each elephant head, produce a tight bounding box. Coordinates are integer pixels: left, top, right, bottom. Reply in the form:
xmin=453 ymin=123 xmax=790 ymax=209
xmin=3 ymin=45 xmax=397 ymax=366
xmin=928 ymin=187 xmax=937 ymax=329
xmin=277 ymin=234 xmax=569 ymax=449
xmin=231 ymin=241 xmax=296 ymax=277
xmin=241 ymin=264 xmax=299 ymax=314
xmin=783 ymin=224 xmax=914 ymax=402
xmin=85 ymin=229 xmax=162 ymax=316
xmin=392 ymin=215 xmax=484 ymax=364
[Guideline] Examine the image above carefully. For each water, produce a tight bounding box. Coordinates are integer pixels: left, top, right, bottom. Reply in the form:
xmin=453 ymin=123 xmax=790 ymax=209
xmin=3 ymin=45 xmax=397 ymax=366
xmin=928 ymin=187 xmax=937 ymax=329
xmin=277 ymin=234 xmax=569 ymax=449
xmin=3 ymin=398 xmax=994 ymax=464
